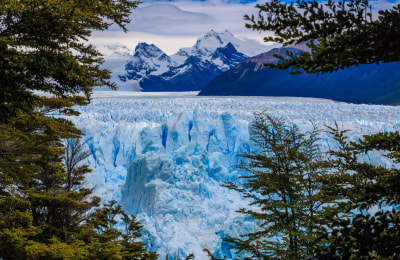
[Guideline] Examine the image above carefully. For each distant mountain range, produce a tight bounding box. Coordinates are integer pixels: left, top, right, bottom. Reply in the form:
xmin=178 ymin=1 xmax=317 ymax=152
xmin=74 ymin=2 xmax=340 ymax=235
xmin=99 ymin=30 xmax=277 ymax=91
xmin=199 ymin=45 xmax=400 ymax=105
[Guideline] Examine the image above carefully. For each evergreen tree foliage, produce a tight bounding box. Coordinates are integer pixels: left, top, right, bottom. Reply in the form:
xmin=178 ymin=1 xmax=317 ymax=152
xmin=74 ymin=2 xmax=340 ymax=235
xmin=312 ymin=127 xmax=400 ymax=259
xmin=0 ymin=97 xmax=89 ymax=259
xmin=240 ymin=0 xmax=400 ymax=258
xmin=224 ymin=114 xmax=331 ymax=259
xmin=227 ymin=117 xmax=400 ymax=259
xmin=0 ymin=0 xmax=138 ymax=121
xmin=245 ymin=0 xmax=400 ymax=74
xmin=0 ymin=0 xmax=158 ymax=259
xmin=226 ymin=116 xmax=400 ymax=259
xmin=82 ymin=201 xmax=158 ymax=260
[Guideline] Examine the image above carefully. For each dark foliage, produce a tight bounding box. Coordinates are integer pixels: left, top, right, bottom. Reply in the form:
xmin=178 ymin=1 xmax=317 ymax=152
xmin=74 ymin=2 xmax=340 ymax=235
xmin=0 ymin=1 xmax=158 ymax=258
xmin=245 ymin=0 xmax=400 ymax=74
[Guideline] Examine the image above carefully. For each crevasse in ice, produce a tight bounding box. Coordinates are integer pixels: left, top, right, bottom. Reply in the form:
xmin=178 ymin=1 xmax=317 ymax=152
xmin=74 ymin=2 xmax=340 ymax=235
xmin=69 ymin=92 xmax=400 ymax=259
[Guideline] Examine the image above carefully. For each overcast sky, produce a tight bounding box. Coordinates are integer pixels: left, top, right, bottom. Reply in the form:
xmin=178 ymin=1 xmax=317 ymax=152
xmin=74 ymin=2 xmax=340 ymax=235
xmin=90 ymin=0 xmax=274 ymax=55
xmin=90 ymin=0 xmax=399 ymax=55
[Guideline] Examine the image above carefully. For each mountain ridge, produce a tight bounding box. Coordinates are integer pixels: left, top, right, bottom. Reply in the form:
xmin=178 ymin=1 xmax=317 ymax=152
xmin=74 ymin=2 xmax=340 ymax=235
xmin=99 ymin=30 xmax=277 ymax=91
xmin=199 ymin=45 xmax=400 ymax=105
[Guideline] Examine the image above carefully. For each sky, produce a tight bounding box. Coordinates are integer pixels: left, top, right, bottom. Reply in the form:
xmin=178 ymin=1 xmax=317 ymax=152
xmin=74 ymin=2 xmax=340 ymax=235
xmin=90 ymin=0 xmax=399 ymax=56
xmin=90 ymin=0 xmax=273 ymax=55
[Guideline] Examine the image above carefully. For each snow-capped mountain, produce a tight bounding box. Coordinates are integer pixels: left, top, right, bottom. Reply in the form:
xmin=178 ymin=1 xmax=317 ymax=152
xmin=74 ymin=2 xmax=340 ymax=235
xmin=120 ymin=43 xmax=174 ymax=81
xmin=139 ymin=42 xmax=248 ymax=92
xmin=70 ymin=92 xmax=400 ymax=259
xmin=100 ymin=30 xmax=277 ymax=91
xmin=171 ymin=29 xmax=271 ymax=64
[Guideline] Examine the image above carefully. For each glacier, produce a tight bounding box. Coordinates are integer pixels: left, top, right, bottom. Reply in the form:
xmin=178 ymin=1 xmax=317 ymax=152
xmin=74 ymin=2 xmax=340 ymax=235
xmin=69 ymin=91 xmax=400 ymax=259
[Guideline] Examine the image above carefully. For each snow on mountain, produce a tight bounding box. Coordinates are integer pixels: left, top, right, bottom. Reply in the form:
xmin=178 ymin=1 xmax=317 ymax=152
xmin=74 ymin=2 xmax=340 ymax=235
xmin=125 ymin=44 xmax=169 ymax=77
xmin=98 ymin=30 xmax=277 ymax=91
xmin=69 ymin=92 xmax=400 ymax=259
xmin=171 ymin=29 xmax=277 ymax=63
xmin=138 ymin=45 xmax=248 ymax=92
xmin=116 ymin=43 xmax=175 ymax=87
xmin=97 ymin=44 xmax=140 ymax=91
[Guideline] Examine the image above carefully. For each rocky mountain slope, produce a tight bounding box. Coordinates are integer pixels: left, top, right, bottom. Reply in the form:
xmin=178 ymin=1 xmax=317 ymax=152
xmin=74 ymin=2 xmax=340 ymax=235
xmin=199 ymin=45 xmax=400 ymax=105
xmin=100 ymin=30 xmax=277 ymax=91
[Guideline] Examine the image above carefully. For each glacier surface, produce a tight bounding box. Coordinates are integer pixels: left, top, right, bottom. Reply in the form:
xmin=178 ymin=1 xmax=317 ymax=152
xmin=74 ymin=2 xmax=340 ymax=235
xmin=69 ymin=92 xmax=400 ymax=259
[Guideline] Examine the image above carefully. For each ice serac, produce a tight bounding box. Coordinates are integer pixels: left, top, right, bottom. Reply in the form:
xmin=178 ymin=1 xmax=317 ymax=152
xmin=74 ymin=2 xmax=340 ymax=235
xmin=118 ymin=108 xmax=254 ymax=258
xmin=70 ymin=92 xmax=400 ymax=259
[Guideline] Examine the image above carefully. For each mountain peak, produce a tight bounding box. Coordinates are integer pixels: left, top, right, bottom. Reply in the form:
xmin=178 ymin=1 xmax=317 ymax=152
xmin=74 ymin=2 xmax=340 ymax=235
xmin=101 ymin=30 xmax=276 ymax=92
xmin=194 ymin=30 xmax=224 ymax=51
xmin=188 ymin=30 xmax=275 ymax=58
xmin=204 ymin=29 xmax=220 ymax=38
xmin=134 ymin=42 xmax=164 ymax=58
xmin=204 ymin=29 xmax=233 ymax=37
xmin=134 ymin=42 xmax=150 ymax=51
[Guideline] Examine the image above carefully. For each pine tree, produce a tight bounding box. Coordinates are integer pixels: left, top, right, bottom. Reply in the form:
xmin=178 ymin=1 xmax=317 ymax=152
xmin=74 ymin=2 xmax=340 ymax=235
xmin=0 ymin=0 xmax=139 ymax=122
xmin=0 ymin=97 xmax=99 ymax=258
xmin=82 ymin=201 xmax=158 ymax=260
xmin=312 ymin=126 xmax=400 ymax=259
xmin=241 ymin=0 xmax=400 ymax=257
xmin=245 ymin=0 xmax=400 ymax=74
xmin=224 ymin=114 xmax=330 ymax=259
xmin=0 ymin=1 xmax=158 ymax=259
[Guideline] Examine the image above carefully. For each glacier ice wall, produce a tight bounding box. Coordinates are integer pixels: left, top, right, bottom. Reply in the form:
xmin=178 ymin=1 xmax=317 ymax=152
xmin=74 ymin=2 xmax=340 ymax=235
xmin=70 ymin=92 xmax=400 ymax=259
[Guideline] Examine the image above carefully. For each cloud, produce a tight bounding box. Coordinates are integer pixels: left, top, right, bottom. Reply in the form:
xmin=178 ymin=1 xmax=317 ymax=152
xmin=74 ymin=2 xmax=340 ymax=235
xmin=110 ymin=4 xmax=216 ymax=35
xmin=90 ymin=31 xmax=201 ymax=55
xmin=90 ymin=0 xmax=271 ymax=55
xmin=91 ymin=0 xmax=400 ymax=56
xmin=108 ymin=0 xmax=262 ymax=36
xmin=105 ymin=0 xmax=400 ymax=37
